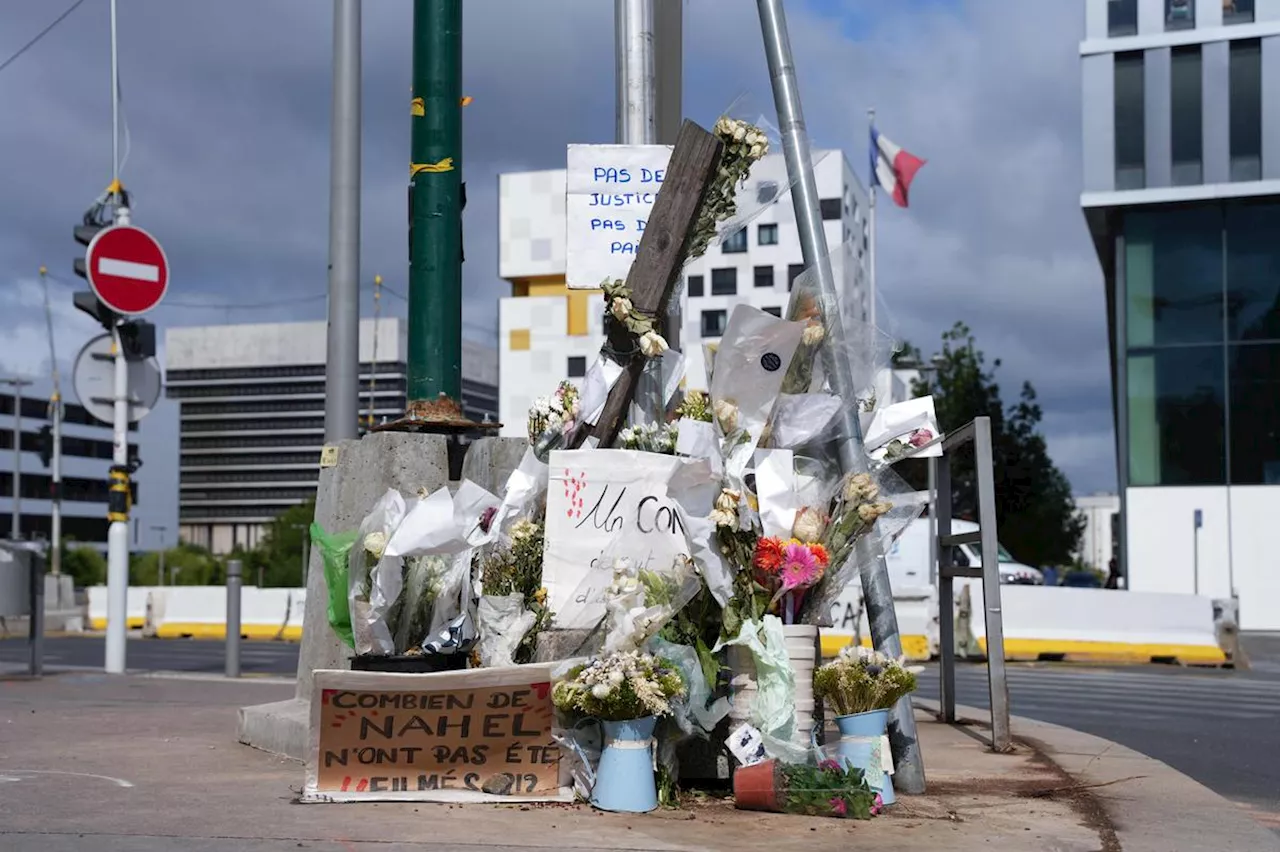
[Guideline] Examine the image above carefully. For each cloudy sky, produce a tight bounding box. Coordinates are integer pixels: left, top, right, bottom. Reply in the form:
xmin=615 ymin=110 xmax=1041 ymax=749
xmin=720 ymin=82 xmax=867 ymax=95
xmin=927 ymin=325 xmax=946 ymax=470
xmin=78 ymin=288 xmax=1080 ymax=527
xmin=0 ymin=0 xmax=1112 ymax=547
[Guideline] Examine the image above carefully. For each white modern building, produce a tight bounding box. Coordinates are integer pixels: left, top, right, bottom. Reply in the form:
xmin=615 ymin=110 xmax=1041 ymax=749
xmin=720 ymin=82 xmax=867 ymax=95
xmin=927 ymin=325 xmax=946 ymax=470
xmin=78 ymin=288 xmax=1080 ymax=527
xmin=165 ymin=319 xmax=498 ymax=553
xmin=1073 ymin=492 xmax=1121 ymax=573
xmin=497 ymin=151 xmax=871 ymax=431
xmin=1080 ymin=0 xmax=1280 ymax=628
xmin=0 ymin=381 xmax=140 ymax=545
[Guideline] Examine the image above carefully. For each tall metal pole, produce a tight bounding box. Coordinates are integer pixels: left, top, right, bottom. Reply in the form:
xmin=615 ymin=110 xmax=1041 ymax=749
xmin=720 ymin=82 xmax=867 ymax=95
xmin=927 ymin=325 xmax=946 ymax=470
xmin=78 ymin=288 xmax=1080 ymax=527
xmin=368 ymin=275 xmax=381 ymax=429
xmin=756 ymin=0 xmax=925 ymax=793
xmin=866 ymin=108 xmax=878 ymax=331
xmin=110 ymin=0 xmax=119 ymax=190
xmin=8 ymin=379 xmax=32 ymax=540
xmin=615 ymin=0 xmax=657 ymax=145
xmin=407 ymin=0 xmax=463 ymax=405
xmin=104 ymin=320 xmax=130 ymax=674
xmin=325 ymin=0 xmax=362 ymax=443
xmin=39 ymin=266 xmax=62 ymax=575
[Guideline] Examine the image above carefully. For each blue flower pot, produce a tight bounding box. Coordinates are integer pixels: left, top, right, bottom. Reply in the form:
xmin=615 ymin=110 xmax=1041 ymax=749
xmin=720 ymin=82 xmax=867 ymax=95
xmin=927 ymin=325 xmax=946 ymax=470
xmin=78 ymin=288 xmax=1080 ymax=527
xmin=834 ymin=709 xmax=895 ymax=805
xmin=591 ymin=716 xmax=658 ymax=813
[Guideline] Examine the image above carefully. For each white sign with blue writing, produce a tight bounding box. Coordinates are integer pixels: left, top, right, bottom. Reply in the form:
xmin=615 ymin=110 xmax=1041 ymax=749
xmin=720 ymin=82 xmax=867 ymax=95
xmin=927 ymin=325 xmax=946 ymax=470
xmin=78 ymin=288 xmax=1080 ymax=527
xmin=565 ymin=144 xmax=673 ymax=290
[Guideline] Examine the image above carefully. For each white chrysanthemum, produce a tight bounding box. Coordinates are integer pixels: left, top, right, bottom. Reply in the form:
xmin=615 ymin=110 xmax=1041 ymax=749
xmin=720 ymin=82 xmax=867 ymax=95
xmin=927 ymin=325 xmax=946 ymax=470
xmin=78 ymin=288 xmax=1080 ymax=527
xmin=713 ymin=399 xmax=739 ymax=433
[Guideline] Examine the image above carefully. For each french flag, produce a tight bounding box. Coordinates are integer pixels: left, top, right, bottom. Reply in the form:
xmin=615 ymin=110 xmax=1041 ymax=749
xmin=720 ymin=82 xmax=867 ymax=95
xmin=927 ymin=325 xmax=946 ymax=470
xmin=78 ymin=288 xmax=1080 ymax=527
xmin=870 ymin=127 xmax=925 ymax=208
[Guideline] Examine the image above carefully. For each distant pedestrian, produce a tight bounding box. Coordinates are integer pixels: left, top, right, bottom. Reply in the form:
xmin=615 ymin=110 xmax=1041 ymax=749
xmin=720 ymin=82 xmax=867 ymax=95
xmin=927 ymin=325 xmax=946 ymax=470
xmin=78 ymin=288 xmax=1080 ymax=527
xmin=1105 ymin=558 xmax=1119 ymax=589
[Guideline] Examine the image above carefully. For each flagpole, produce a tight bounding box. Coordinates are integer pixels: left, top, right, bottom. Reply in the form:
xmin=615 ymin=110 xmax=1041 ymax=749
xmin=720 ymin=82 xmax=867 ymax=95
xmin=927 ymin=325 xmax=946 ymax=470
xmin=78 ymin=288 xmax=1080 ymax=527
xmin=867 ymin=107 xmax=877 ymax=331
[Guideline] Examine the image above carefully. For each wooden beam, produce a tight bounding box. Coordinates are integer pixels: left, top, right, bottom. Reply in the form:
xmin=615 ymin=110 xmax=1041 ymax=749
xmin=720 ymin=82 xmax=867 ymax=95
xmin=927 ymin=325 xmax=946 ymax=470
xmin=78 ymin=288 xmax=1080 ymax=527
xmin=574 ymin=119 xmax=723 ymax=448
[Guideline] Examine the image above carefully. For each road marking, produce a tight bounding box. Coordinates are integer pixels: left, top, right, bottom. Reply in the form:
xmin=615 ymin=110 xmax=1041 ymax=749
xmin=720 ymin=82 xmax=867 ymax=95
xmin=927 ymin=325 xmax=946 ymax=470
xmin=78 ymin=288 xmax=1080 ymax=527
xmin=0 ymin=769 xmax=133 ymax=787
xmin=98 ymin=257 xmax=160 ymax=282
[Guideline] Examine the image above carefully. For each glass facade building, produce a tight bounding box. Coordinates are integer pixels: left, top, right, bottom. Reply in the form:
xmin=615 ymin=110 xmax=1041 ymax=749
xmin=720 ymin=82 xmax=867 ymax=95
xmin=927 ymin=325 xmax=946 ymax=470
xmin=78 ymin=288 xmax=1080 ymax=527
xmin=1082 ymin=0 xmax=1280 ymax=629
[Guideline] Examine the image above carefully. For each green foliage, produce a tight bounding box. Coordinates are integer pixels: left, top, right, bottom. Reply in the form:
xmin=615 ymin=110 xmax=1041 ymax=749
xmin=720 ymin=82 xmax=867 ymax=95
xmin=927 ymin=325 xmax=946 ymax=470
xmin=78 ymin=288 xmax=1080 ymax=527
xmin=129 ymin=543 xmax=225 ymax=586
xmin=62 ymin=545 xmax=106 ymax=588
xmin=249 ymin=497 xmax=315 ymax=587
xmin=779 ymin=760 xmax=876 ymax=819
xmin=902 ymin=322 xmax=1085 ymax=567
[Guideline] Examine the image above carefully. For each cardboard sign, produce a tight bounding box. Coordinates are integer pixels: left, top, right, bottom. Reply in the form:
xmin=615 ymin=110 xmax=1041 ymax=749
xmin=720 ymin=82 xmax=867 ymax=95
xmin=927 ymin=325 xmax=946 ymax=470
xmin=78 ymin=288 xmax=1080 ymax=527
xmin=542 ymin=449 xmax=689 ymax=629
xmin=565 ymin=144 xmax=673 ymax=289
xmin=303 ymin=665 xmax=572 ymax=803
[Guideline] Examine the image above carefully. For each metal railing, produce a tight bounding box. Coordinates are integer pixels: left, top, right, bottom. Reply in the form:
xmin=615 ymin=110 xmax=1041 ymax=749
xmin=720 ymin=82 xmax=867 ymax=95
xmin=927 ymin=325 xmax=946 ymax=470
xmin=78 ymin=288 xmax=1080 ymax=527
xmin=933 ymin=417 xmax=1011 ymax=751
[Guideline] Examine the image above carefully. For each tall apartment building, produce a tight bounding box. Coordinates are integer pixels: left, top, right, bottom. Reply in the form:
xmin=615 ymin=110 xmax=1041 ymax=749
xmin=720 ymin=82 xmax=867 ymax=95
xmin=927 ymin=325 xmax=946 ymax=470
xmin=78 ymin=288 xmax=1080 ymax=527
xmin=165 ymin=318 xmax=499 ymax=553
xmin=0 ymin=387 xmax=139 ymax=544
xmin=497 ymin=151 xmax=871 ymax=430
xmin=1080 ymin=0 xmax=1280 ymax=628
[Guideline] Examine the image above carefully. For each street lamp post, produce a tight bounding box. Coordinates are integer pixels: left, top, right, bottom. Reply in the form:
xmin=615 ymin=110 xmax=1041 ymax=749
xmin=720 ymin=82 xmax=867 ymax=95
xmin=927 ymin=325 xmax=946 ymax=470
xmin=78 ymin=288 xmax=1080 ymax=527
xmin=4 ymin=378 xmax=34 ymax=541
xmin=150 ymin=525 xmax=167 ymax=587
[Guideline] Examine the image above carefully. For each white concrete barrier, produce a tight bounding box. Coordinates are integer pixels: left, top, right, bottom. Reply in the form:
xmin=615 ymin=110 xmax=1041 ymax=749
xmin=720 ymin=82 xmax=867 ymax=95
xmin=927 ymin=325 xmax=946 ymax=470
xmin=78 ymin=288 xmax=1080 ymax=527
xmin=819 ymin=583 xmax=933 ymax=661
xmin=86 ymin=586 xmax=152 ymax=631
xmin=150 ymin=586 xmax=301 ymax=640
xmin=963 ymin=582 xmax=1226 ymax=665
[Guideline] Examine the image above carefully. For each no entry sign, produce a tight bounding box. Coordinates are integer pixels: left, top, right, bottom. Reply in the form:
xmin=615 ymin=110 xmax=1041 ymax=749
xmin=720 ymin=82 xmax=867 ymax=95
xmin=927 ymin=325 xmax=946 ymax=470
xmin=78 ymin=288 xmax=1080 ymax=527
xmin=86 ymin=225 xmax=169 ymax=315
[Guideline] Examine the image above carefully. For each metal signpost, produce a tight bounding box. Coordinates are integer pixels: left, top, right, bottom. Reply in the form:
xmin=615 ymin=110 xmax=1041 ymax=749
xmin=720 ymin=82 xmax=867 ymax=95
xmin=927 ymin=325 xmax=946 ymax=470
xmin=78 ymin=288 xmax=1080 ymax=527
xmin=80 ymin=221 xmax=168 ymax=674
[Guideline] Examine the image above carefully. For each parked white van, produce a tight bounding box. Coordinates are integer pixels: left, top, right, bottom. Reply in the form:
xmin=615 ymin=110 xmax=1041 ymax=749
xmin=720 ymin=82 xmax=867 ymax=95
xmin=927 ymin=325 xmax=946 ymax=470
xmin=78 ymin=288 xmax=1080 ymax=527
xmin=885 ymin=517 xmax=1044 ymax=590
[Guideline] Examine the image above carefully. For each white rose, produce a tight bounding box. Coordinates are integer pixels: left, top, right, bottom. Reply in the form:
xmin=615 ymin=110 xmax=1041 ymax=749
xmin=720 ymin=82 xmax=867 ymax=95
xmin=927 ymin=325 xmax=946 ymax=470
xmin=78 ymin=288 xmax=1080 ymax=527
xmin=639 ymin=330 xmax=669 ymax=358
xmin=713 ymin=399 xmax=739 ymax=433
xmin=792 ymin=507 xmax=826 ymax=543
xmin=608 ymin=670 xmax=625 ymax=685
xmin=749 ymin=143 xmax=764 ymax=159
xmin=733 ymin=124 xmax=746 ymax=141
xmin=610 ymin=296 xmax=632 ymax=321
xmin=714 ymin=488 xmax=740 ymax=513
xmin=363 ymin=531 xmax=388 ymax=560
xmin=709 ymin=508 xmax=736 ymax=529
xmin=591 ymin=684 xmax=611 ymax=700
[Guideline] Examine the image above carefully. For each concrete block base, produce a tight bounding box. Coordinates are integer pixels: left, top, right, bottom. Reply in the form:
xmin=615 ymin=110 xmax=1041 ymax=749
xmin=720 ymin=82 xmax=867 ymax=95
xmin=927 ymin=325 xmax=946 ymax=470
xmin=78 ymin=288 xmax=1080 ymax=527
xmin=238 ymin=697 xmax=310 ymax=762
xmin=237 ymin=433 xmax=529 ymax=758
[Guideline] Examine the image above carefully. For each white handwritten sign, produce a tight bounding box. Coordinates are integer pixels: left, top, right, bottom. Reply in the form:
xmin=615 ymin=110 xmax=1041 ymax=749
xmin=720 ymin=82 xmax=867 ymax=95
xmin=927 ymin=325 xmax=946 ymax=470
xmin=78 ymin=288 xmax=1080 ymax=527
xmin=541 ymin=449 xmax=689 ymax=628
xmin=565 ymin=144 xmax=674 ymax=290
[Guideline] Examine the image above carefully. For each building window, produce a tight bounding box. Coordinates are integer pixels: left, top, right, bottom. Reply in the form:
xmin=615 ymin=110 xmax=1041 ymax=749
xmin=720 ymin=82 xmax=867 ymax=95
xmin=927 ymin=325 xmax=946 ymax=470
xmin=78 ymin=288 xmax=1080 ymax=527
xmin=763 ymin=306 xmax=782 ymax=317
xmin=722 ymin=229 xmax=748 ymax=254
xmin=1227 ymin=202 xmax=1280 ymax=341
xmin=787 ymin=263 xmax=805 ymax=290
xmin=754 ymin=265 xmax=775 ymax=288
xmin=757 ymin=181 xmax=779 ymax=205
xmin=1164 ymin=0 xmax=1194 ymax=30
xmin=1224 ymin=0 xmax=1254 ymax=25
xmin=1114 ymin=52 xmax=1145 ymax=190
xmin=567 ymin=356 xmax=586 ymax=378
xmin=1171 ymin=46 xmax=1202 ymax=186
xmin=1108 ymin=0 xmax=1137 ymax=36
xmin=711 ymin=268 xmax=737 ymax=296
xmin=687 ymin=274 xmax=704 ymax=298
xmin=1125 ymin=207 xmax=1224 ymax=347
xmin=701 ymin=309 xmax=727 ymax=337
xmin=1229 ymin=39 xmax=1263 ymax=182
xmin=1229 ymin=342 xmax=1280 ymax=484
xmin=819 ymin=198 xmax=842 ymax=220
xmin=758 ymin=223 xmax=779 ymax=246
xmin=1128 ymin=347 xmax=1225 ymax=486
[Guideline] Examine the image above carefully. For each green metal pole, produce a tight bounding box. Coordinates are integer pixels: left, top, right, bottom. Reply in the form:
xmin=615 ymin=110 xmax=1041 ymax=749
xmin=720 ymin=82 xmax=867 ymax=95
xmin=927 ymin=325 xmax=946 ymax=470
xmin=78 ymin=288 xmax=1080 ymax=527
xmin=408 ymin=0 xmax=463 ymax=404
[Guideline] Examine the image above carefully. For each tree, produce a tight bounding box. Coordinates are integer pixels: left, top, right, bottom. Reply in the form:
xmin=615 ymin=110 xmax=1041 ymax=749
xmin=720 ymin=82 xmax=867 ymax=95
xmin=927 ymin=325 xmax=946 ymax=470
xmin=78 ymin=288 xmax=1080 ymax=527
xmin=902 ymin=322 xmax=1084 ymax=568
xmin=250 ymin=498 xmax=316 ymax=587
xmin=130 ymin=543 xmax=226 ymax=586
xmin=62 ymin=545 xmax=107 ymax=588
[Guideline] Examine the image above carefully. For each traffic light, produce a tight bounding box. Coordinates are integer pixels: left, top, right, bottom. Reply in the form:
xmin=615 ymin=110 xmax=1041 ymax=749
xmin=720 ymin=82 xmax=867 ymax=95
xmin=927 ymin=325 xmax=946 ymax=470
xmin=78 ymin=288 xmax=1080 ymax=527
xmin=119 ymin=320 xmax=156 ymax=360
xmin=73 ymin=221 xmax=106 ymax=281
xmin=37 ymin=425 xmax=53 ymax=468
xmin=72 ymin=290 xmax=117 ymax=331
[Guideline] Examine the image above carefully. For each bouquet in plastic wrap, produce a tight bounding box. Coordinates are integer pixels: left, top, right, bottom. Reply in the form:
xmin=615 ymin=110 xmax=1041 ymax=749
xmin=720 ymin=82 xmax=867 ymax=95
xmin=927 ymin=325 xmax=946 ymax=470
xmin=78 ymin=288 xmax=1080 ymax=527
xmin=475 ymin=517 xmax=551 ymax=667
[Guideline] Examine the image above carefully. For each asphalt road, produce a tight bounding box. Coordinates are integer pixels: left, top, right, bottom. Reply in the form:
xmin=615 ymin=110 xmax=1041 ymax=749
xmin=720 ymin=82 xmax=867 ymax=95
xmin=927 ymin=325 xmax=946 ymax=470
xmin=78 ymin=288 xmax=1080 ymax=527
xmin=3 ymin=633 xmax=1278 ymax=828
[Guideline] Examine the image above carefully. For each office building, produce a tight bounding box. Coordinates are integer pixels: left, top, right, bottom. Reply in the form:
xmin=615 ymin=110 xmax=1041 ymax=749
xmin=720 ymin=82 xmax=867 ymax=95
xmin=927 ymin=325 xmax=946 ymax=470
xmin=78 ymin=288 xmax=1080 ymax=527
xmin=0 ymin=386 xmax=139 ymax=544
xmin=1080 ymin=0 xmax=1280 ymax=628
xmin=165 ymin=318 xmax=498 ymax=554
xmin=497 ymin=150 xmax=871 ymax=431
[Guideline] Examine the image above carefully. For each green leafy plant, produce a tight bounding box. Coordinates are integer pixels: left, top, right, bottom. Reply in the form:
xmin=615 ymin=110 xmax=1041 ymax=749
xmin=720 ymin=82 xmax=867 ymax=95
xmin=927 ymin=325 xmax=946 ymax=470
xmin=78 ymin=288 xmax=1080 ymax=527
xmin=779 ymin=759 xmax=877 ymax=819
xmin=478 ymin=518 xmax=552 ymax=663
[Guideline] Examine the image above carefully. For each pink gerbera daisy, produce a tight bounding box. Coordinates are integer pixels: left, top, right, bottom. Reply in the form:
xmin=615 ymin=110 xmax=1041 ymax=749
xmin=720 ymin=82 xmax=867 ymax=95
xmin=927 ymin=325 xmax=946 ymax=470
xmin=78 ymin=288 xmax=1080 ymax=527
xmin=779 ymin=542 xmax=821 ymax=590
xmin=829 ymin=797 xmax=849 ymax=817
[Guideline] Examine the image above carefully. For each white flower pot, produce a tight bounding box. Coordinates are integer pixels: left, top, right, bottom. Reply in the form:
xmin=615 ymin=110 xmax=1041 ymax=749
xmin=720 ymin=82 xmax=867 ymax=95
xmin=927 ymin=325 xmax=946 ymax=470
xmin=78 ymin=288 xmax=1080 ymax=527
xmin=727 ymin=645 xmax=757 ymax=727
xmin=783 ymin=625 xmax=821 ymax=747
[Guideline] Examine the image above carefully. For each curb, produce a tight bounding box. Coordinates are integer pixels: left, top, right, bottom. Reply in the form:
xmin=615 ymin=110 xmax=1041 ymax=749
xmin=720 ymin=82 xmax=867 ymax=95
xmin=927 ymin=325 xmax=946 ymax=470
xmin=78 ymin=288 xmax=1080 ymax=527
xmin=916 ymin=699 xmax=1280 ymax=852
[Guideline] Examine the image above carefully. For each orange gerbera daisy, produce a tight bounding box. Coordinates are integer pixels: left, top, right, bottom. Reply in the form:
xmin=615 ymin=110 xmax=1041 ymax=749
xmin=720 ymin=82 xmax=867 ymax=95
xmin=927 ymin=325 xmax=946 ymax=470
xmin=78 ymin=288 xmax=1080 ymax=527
xmin=808 ymin=543 xmax=830 ymax=567
xmin=753 ymin=536 xmax=785 ymax=573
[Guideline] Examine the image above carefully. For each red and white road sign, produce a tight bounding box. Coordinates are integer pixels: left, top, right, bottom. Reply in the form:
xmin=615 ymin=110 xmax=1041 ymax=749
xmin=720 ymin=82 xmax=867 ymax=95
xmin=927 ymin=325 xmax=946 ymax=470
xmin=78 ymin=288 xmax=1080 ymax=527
xmin=85 ymin=225 xmax=169 ymax=315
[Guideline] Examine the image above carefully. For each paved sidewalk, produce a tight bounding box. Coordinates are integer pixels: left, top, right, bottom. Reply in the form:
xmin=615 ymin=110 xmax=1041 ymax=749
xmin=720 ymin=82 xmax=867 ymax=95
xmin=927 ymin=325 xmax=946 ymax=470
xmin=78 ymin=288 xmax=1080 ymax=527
xmin=0 ymin=672 xmax=1275 ymax=851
